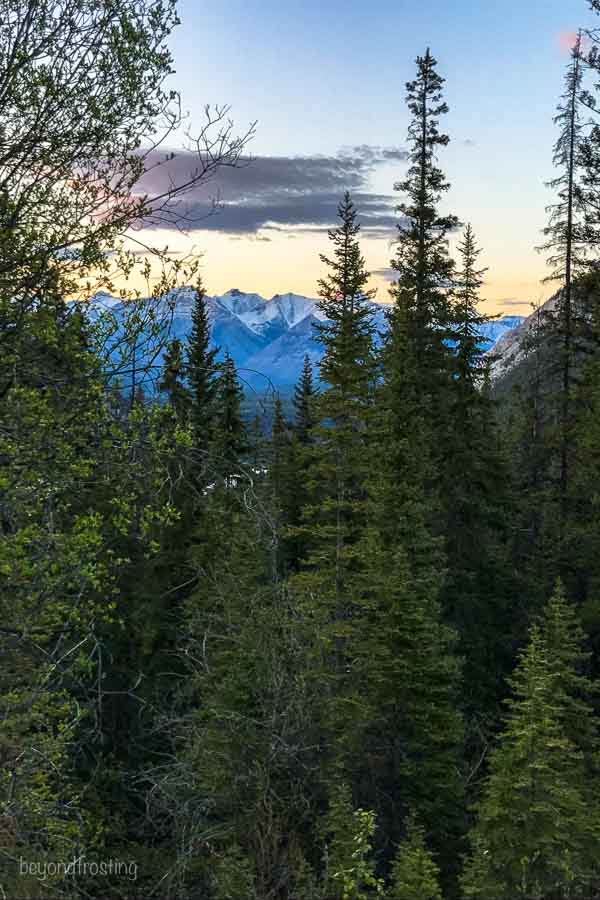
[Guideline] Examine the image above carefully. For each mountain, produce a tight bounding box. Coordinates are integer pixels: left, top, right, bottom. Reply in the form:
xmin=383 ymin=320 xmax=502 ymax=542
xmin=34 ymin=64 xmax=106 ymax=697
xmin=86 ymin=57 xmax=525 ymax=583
xmin=83 ymin=288 xmax=525 ymax=391
xmin=486 ymin=297 xmax=559 ymax=384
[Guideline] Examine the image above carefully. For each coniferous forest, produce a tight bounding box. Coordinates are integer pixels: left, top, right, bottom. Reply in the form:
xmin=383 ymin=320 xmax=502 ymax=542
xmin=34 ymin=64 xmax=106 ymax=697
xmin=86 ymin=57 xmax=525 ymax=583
xmin=4 ymin=1 xmax=600 ymax=898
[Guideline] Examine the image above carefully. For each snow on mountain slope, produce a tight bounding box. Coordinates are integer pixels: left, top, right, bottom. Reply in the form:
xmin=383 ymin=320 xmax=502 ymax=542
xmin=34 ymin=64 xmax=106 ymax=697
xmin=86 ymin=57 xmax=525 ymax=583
xmin=243 ymin=314 xmax=323 ymax=390
xmin=273 ymin=292 xmax=327 ymax=326
xmin=478 ymin=315 xmax=527 ymax=348
xmin=84 ymin=289 xmax=525 ymax=390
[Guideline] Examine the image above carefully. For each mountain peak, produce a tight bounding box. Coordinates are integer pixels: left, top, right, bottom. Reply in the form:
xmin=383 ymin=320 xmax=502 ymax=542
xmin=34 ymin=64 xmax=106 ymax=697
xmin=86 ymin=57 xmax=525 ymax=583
xmin=83 ymin=288 xmax=526 ymax=389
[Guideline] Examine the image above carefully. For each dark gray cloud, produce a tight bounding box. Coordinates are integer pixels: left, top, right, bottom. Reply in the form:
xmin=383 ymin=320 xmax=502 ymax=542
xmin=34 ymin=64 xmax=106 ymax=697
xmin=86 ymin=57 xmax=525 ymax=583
xmin=138 ymin=146 xmax=406 ymax=237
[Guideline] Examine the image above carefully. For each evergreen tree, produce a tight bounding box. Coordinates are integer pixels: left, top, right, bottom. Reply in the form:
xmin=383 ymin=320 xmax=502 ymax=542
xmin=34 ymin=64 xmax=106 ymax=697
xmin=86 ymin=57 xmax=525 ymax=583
xmin=319 ymin=783 xmax=385 ymax=899
xmin=211 ymin=351 xmax=248 ymax=486
xmin=453 ymin=224 xmax=489 ymax=391
xmin=267 ymin=396 xmax=296 ymax=578
xmin=538 ymin=32 xmax=586 ymax=522
xmin=166 ymin=486 xmax=322 ymax=899
xmin=390 ymin=818 xmax=443 ymax=900
xmin=159 ymin=337 xmax=191 ymax=421
xmin=186 ymin=280 xmax=220 ymax=461
xmin=291 ymin=193 xmax=378 ymax=761
xmin=443 ymin=225 xmax=517 ymax=719
xmin=351 ymin=507 xmax=464 ymax=888
xmin=382 ymin=48 xmax=459 ymax=611
xmin=274 ymin=359 xmax=317 ymax=574
xmin=387 ymin=47 xmax=459 ymax=419
xmin=294 ymin=353 xmax=316 ymax=444
xmin=462 ymin=585 xmax=600 ymax=900
xmin=565 ymin=341 xmax=600 ymax=675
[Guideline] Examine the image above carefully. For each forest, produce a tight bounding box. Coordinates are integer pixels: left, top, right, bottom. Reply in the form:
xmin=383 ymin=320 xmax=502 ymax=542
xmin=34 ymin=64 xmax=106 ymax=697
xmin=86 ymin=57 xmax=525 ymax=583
xmin=2 ymin=0 xmax=600 ymax=898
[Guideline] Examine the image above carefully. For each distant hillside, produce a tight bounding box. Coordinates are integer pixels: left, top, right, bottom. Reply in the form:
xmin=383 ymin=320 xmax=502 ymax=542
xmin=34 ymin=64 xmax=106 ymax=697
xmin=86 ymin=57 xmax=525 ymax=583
xmin=84 ymin=287 xmax=526 ymax=392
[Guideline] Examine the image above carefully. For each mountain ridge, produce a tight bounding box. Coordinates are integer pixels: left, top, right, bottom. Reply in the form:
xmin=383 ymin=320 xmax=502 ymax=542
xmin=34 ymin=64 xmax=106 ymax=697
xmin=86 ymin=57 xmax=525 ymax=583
xmin=85 ymin=288 xmax=526 ymax=390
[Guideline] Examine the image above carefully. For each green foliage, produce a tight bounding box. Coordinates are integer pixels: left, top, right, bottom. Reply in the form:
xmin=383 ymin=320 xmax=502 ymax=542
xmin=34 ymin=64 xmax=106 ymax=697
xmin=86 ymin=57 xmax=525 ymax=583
xmin=159 ymin=336 xmax=191 ymax=421
xmin=6 ymin=5 xmax=600 ymax=897
xmin=187 ymin=281 xmax=220 ymax=460
xmin=388 ymin=47 xmax=459 ymax=406
xmin=462 ymin=585 xmax=600 ymax=900
xmin=290 ymin=192 xmax=379 ymax=771
xmin=211 ymin=352 xmax=248 ymax=484
xmin=320 ymin=784 xmax=385 ymax=900
xmin=294 ymin=353 xmax=317 ymax=444
xmin=442 ymin=225 xmax=517 ymax=718
xmin=390 ymin=818 xmax=442 ymax=900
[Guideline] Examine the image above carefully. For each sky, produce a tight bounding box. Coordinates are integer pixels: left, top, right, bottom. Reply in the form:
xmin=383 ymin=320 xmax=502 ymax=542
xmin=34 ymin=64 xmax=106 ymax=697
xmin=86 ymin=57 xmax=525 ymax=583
xmin=136 ymin=0 xmax=597 ymax=314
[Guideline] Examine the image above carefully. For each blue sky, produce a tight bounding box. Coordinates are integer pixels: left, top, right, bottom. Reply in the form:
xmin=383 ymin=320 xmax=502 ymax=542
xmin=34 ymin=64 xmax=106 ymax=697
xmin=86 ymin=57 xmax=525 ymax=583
xmin=146 ymin=0 xmax=596 ymax=312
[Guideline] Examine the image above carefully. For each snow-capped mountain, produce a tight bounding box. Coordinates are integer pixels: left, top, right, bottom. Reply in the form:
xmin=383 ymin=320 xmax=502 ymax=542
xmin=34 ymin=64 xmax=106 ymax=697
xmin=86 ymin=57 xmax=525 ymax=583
xmin=84 ymin=288 xmax=525 ymax=391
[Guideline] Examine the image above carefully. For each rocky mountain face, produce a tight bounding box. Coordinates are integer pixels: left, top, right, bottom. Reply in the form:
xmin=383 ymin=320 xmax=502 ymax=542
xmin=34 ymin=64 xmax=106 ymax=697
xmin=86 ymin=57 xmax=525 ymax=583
xmin=86 ymin=287 xmax=526 ymax=391
xmin=485 ymin=295 xmax=560 ymax=383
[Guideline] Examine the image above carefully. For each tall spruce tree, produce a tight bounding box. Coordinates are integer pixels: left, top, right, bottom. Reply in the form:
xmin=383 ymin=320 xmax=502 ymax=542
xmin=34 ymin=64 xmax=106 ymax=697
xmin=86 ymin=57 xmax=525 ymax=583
xmin=538 ymin=32 xmax=586 ymax=524
xmin=443 ymin=225 xmax=516 ymax=720
xmin=462 ymin=584 xmax=600 ymax=900
xmin=388 ymin=47 xmax=459 ymax=416
xmin=390 ymin=817 xmax=443 ymax=900
xmin=159 ymin=337 xmax=191 ymax=421
xmin=453 ymin=224 xmax=489 ymax=392
xmin=273 ymin=357 xmax=318 ymax=574
xmin=186 ymin=280 xmax=220 ymax=463
xmin=211 ymin=351 xmax=248 ymax=486
xmin=382 ymin=47 xmax=459 ymax=576
xmin=267 ymin=396 xmax=296 ymax=579
xmin=297 ymin=190 xmax=378 ymax=592
xmin=294 ymin=353 xmax=316 ymax=444
xmin=290 ymin=192 xmax=378 ymax=772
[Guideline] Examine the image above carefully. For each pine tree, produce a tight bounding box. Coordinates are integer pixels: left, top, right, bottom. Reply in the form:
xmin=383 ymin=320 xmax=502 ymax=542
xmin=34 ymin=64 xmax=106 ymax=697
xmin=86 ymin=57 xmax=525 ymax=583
xmin=171 ymin=487 xmax=322 ymax=898
xmin=462 ymin=584 xmax=600 ymax=900
xmin=453 ymin=224 xmax=489 ymax=392
xmin=382 ymin=48 xmax=459 ymax=591
xmin=267 ymin=396 xmax=295 ymax=578
xmin=388 ymin=47 xmax=459 ymax=416
xmin=350 ymin=509 xmax=464 ymax=888
xmin=315 ymin=191 xmax=377 ymax=381
xmin=319 ymin=783 xmax=385 ymax=899
xmin=211 ymin=351 xmax=248 ymax=486
xmin=565 ymin=342 xmax=600 ymax=676
xmin=159 ymin=337 xmax=191 ymax=421
xmin=538 ymin=32 xmax=586 ymax=523
xmin=186 ymin=280 xmax=219 ymax=460
xmin=274 ymin=359 xmax=317 ymax=574
xmin=390 ymin=818 xmax=443 ymax=900
xmin=286 ymin=194 xmax=381 ymax=821
xmin=305 ymin=190 xmax=378 ymax=586
xmin=443 ymin=225 xmax=517 ymax=719
xmin=293 ymin=353 xmax=316 ymax=444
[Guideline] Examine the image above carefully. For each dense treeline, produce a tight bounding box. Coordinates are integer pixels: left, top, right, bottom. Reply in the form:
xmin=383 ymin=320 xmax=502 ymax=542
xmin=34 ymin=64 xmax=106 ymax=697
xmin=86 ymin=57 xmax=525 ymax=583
xmin=3 ymin=2 xmax=600 ymax=899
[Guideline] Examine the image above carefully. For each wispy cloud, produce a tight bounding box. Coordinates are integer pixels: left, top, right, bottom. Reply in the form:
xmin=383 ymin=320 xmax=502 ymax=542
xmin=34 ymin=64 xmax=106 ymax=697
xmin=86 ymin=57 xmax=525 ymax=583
xmin=138 ymin=146 xmax=406 ymax=237
xmin=371 ymin=266 xmax=397 ymax=281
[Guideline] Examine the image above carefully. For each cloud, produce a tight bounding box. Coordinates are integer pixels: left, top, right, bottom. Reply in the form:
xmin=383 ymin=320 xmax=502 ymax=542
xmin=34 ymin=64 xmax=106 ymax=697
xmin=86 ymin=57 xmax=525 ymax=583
xmin=497 ymin=298 xmax=531 ymax=307
xmin=371 ymin=266 xmax=397 ymax=282
xmin=137 ymin=146 xmax=405 ymax=237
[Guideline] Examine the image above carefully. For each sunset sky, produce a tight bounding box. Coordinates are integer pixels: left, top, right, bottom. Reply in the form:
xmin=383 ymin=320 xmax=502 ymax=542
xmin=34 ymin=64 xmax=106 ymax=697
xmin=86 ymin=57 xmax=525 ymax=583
xmin=137 ymin=0 xmax=596 ymax=315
